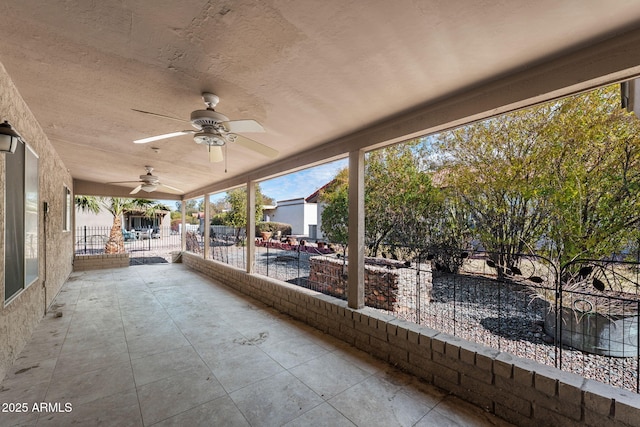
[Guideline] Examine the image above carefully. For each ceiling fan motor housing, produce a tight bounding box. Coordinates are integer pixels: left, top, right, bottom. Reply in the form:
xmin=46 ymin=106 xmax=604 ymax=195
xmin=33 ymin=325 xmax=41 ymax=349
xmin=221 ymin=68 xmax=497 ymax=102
xmin=139 ymin=174 xmax=160 ymax=182
xmin=190 ymin=109 xmax=229 ymax=129
xmin=140 ymin=167 xmax=160 ymax=182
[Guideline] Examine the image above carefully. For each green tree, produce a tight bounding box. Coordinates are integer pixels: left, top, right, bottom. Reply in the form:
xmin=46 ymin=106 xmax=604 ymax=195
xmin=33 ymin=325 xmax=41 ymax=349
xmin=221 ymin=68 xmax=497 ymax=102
xmin=365 ymin=142 xmax=439 ymax=257
xmin=542 ymin=85 xmax=640 ymax=266
xmin=436 ymin=84 xmax=640 ymax=268
xmin=320 ymin=169 xmax=350 ymax=247
xmin=319 ymin=141 xmax=442 ymax=259
xmin=223 ymin=185 xmax=267 ymax=238
xmin=176 ymin=199 xmax=202 ymax=224
xmin=75 ymin=195 xmax=101 ymax=215
xmin=436 ymin=107 xmax=553 ymax=269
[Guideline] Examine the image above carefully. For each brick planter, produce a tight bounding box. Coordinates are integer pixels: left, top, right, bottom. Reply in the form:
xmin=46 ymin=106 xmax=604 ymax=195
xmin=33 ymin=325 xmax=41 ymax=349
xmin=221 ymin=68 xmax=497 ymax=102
xmin=308 ymin=256 xmax=432 ymax=311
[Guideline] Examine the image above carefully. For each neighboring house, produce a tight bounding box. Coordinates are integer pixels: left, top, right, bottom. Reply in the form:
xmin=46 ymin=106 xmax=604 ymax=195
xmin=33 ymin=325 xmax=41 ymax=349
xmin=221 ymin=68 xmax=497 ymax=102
xmin=262 ymin=204 xmax=277 ymax=222
xmin=75 ymin=201 xmax=171 ymax=232
xmin=269 ymin=197 xmax=317 ymax=237
xmin=305 ymin=180 xmax=336 ymax=241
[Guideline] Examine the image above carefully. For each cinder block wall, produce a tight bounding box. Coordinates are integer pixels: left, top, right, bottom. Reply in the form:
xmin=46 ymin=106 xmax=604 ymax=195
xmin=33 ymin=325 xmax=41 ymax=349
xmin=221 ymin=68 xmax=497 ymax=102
xmin=73 ymin=253 xmax=129 ymax=271
xmin=183 ymin=252 xmax=640 ymax=427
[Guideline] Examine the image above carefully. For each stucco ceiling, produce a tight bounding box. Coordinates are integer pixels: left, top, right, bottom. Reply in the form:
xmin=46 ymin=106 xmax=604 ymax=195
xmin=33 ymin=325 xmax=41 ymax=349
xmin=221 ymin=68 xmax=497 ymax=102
xmin=2 ymin=1 xmax=640 ymax=199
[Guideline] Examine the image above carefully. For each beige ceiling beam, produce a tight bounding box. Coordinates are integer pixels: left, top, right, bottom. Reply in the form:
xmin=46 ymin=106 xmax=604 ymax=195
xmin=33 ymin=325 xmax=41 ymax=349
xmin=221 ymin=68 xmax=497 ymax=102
xmin=73 ymin=179 xmax=183 ymax=201
xmin=185 ymin=26 xmax=640 ymax=200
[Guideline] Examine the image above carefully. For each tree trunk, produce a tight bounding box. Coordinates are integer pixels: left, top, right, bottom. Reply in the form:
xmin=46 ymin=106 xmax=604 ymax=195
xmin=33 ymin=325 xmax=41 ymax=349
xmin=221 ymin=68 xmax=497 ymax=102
xmin=105 ymin=216 xmax=125 ymax=254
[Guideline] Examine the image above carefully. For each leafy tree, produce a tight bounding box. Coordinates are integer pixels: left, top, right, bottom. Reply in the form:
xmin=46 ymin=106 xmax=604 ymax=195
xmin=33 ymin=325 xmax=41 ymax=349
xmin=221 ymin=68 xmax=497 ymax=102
xmin=223 ymin=185 xmax=267 ymax=238
xmin=319 ymin=141 xmax=442 ymax=259
xmin=208 ymin=198 xmax=229 ymax=216
xmin=262 ymin=195 xmax=276 ymax=206
xmin=420 ymin=182 xmax=472 ymax=273
xmin=542 ymin=85 xmax=640 ymax=266
xmin=176 ymin=199 xmax=202 ymax=224
xmin=435 ymin=107 xmax=553 ymax=269
xmin=75 ymin=195 xmax=101 ymax=215
xmin=320 ymin=169 xmax=350 ymax=247
xmin=316 ymin=84 xmax=640 ymax=274
xmin=365 ymin=142 xmax=439 ymax=257
xmin=435 ymin=84 xmax=640 ymax=269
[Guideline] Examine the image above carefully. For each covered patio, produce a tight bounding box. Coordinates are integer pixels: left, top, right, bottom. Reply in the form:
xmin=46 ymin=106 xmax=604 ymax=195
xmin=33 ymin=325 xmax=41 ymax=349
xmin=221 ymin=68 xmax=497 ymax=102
xmin=0 ymin=264 xmax=508 ymax=426
xmin=3 ymin=1 xmax=640 ymax=426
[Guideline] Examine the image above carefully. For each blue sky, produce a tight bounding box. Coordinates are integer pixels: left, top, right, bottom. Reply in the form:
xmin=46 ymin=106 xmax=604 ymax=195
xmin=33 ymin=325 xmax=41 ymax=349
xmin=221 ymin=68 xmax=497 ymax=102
xmin=167 ymin=158 xmax=348 ymax=207
xmin=259 ymin=158 xmax=347 ymax=202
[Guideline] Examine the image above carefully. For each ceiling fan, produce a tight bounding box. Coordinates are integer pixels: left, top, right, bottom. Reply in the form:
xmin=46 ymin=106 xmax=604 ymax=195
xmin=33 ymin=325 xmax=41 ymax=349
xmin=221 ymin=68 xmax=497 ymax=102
xmin=108 ymin=166 xmax=183 ymax=195
xmin=133 ymin=92 xmax=278 ymax=163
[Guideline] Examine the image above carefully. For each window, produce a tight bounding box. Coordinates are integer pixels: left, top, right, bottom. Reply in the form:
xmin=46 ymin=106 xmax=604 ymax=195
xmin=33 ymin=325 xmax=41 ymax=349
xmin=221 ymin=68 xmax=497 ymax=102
xmin=63 ymin=186 xmax=71 ymax=231
xmin=5 ymin=140 xmax=38 ymax=303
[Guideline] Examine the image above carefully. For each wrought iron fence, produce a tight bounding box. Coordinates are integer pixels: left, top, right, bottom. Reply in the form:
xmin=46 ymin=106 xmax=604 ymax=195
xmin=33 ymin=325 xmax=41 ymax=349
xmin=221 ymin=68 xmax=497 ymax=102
xmin=208 ymin=228 xmax=248 ymax=270
xmin=407 ymin=251 xmax=639 ymax=393
xmin=75 ymin=226 xmax=182 ymax=264
xmin=253 ymin=240 xmax=335 ymax=290
xmin=251 ymin=243 xmax=640 ymax=393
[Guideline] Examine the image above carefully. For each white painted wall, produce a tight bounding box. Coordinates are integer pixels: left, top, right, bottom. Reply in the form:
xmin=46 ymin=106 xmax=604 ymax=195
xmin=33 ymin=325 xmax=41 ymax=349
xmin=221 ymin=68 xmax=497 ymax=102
xmin=270 ymin=198 xmax=317 ymax=236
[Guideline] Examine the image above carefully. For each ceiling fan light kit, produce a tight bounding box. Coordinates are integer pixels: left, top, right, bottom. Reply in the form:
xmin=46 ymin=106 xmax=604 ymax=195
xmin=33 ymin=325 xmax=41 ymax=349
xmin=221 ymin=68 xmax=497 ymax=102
xmin=194 ymin=132 xmax=225 ymax=146
xmin=133 ymin=93 xmax=276 ymax=164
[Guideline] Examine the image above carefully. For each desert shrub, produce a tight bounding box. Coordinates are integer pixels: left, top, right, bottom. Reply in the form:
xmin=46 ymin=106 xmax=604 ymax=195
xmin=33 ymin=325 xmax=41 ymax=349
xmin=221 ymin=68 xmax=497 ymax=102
xmin=256 ymin=221 xmax=292 ymax=237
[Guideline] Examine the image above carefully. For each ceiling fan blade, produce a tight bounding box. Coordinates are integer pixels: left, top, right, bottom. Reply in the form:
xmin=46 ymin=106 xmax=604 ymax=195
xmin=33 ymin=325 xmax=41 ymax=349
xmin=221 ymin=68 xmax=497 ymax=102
xmin=208 ymin=146 xmax=223 ymax=163
xmin=232 ymin=134 xmax=278 ymax=158
xmin=132 ymin=109 xmax=189 ymax=124
xmin=222 ymin=119 xmax=264 ymax=133
xmin=134 ymin=130 xmax=194 ymax=144
xmin=130 ymin=184 xmax=143 ymax=195
xmin=106 ymin=180 xmax=143 ymax=184
xmin=157 ymin=183 xmax=184 ymax=194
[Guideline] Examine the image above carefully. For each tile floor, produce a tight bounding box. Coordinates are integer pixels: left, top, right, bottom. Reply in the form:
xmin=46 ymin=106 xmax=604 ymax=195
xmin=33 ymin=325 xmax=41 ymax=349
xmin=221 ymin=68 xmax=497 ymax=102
xmin=0 ymin=264 xmax=513 ymax=426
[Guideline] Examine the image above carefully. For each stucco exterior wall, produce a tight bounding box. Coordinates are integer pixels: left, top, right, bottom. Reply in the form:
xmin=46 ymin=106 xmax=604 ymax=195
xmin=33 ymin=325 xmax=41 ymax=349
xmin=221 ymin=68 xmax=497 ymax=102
xmin=0 ymin=61 xmax=74 ymax=382
xmin=74 ymin=208 xmax=114 ymax=228
xmin=271 ymin=198 xmax=317 ymax=236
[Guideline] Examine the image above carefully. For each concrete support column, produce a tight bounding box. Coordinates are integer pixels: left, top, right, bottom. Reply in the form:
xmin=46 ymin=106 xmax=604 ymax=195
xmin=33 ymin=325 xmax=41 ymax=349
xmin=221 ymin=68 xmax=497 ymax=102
xmin=204 ymin=194 xmax=210 ymax=260
xmin=180 ymin=200 xmax=186 ymax=252
xmin=246 ymin=181 xmax=256 ymax=274
xmin=347 ymin=149 xmax=365 ymax=309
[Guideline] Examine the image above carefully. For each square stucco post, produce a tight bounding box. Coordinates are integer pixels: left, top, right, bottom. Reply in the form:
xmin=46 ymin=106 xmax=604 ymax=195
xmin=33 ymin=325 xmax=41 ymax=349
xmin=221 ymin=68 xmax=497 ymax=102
xmin=180 ymin=200 xmax=186 ymax=251
xmin=203 ymin=194 xmax=210 ymax=260
xmin=348 ymin=149 xmax=365 ymax=309
xmin=246 ymin=180 xmax=256 ymax=274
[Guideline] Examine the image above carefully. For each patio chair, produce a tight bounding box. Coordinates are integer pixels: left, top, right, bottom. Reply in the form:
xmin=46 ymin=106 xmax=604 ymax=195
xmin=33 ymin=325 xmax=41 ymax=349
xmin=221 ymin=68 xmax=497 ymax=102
xmin=122 ymin=229 xmax=137 ymax=241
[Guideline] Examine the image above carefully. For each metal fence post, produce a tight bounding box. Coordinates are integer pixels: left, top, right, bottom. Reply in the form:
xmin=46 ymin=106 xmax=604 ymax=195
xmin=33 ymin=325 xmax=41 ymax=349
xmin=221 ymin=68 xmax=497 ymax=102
xmin=416 ymin=253 xmax=421 ymax=325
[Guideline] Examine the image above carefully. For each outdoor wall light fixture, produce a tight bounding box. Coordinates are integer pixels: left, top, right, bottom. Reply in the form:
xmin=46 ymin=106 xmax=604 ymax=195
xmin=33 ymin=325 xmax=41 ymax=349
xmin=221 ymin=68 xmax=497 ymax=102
xmin=0 ymin=120 xmax=21 ymax=153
